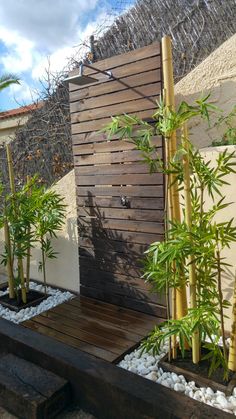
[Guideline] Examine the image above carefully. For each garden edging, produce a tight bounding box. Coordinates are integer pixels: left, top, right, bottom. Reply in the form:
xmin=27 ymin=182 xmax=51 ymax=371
xmin=0 ymin=318 xmax=233 ymax=419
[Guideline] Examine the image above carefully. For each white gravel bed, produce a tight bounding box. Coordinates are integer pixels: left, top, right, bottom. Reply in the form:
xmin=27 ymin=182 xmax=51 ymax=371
xmin=118 ymin=343 xmax=236 ymax=415
xmin=0 ymin=281 xmax=74 ymax=324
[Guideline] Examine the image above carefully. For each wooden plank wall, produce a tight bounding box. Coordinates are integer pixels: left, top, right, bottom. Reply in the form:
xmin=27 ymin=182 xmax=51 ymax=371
xmin=69 ymin=42 xmax=166 ymax=318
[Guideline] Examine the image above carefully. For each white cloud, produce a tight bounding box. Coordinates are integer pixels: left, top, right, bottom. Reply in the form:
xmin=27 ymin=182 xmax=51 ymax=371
xmin=0 ymin=0 xmax=99 ymax=51
xmin=0 ymin=0 xmax=118 ymax=107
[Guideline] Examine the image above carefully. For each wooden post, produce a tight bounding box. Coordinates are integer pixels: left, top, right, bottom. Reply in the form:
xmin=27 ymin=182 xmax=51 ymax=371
xmin=161 ymin=35 xmax=188 ymax=322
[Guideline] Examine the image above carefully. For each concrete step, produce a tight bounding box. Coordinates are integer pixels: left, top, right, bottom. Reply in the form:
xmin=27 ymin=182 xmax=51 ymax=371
xmin=0 ymin=353 xmax=70 ymax=419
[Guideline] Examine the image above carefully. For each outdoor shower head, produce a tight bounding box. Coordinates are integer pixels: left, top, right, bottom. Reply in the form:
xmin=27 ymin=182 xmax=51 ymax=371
xmin=64 ymin=62 xmax=112 ymax=86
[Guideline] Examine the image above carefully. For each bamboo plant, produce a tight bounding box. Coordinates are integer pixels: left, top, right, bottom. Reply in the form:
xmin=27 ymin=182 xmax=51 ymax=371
xmin=103 ymin=96 xmax=236 ymax=378
xmin=1 ymin=147 xmax=66 ymax=303
xmin=32 ymin=187 xmax=66 ymax=294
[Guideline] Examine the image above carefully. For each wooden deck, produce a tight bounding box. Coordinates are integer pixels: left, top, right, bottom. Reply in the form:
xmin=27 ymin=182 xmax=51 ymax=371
xmin=22 ymin=296 xmax=163 ymax=362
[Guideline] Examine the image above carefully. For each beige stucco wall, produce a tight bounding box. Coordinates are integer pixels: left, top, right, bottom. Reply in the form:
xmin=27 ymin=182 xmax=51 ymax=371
xmin=29 ymin=169 xmax=79 ymax=293
xmin=199 ymin=146 xmax=236 ymax=332
xmin=0 ymin=114 xmax=29 ymax=144
xmin=175 ymin=33 xmax=236 ymax=149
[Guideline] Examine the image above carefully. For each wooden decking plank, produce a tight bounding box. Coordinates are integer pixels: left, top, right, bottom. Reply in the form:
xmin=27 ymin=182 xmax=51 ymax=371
xmin=22 ymin=295 xmax=164 ymax=362
xmin=50 ymin=303 xmax=144 ymax=342
xmin=72 ymin=296 xmax=159 ymax=323
xmin=28 ymin=314 xmax=123 ymax=355
xmin=39 ymin=309 xmax=135 ymax=349
xmin=23 ymin=320 xmax=116 ymax=362
xmin=61 ymin=300 xmax=150 ymax=335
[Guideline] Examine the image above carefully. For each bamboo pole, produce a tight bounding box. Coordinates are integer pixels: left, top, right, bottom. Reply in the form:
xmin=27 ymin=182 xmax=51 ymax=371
xmin=228 ymin=276 xmax=236 ymax=371
xmin=3 ymin=218 xmax=15 ymax=299
xmin=161 ymin=36 xmax=188 ymax=322
xmin=26 ymin=175 xmax=31 ymax=292
xmin=182 ymin=124 xmax=200 ymax=363
xmin=6 ymin=144 xmax=27 ymax=304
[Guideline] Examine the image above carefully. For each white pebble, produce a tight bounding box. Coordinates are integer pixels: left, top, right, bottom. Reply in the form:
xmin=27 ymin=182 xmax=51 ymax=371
xmin=206 ymin=387 xmax=215 ymax=397
xmin=216 ymin=395 xmax=229 ymax=409
xmin=145 ymin=372 xmax=158 ymax=382
xmin=171 ymin=373 xmax=180 ymax=383
xmin=139 ymin=367 xmax=150 ymax=375
xmin=162 ymin=379 xmax=171 ymax=388
xmin=174 ymin=383 xmax=185 ymax=392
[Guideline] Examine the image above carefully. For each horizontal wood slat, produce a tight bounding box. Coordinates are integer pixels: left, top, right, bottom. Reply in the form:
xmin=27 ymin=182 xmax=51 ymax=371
xmin=71 ymin=95 xmax=159 ymax=124
xmin=79 ymin=218 xmax=164 ymax=234
xmin=79 ymin=275 xmax=164 ymax=306
xmin=69 ymin=41 xmax=160 ymax=81
xmin=69 ymin=55 xmax=161 ymax=95
xmin=77 ymin=196 xmax=164 ymax=209
xmin=71 ymin=109 xmax=158 ymax=135
xmin=79 ymin=228 xmax=164 ymax=245
xmin=70 ymin=42 xmax=165 ymax=316
xmin=72 ymin=127 xmax=157 ymax=146
xmin=70 ymin=69 xmax=161 ymax=102
xmin=77 ymin=185 xmax=164 ymax=197
xmin=74 ymin=148 xmax=162 ymax=166
xmin=80 ymin=286 xmax=167 ymax=318
xmin=75 ymin=164 xmax=155 ymax=176
xmin=73 ymin=136 xmax=162 ymax=155
xmin=79 ymin=236 xmax=149 ymax=254
xmin=79 ymin=207 xmax=164 ymax=222
xmin=76 ymin=173 xmax=163 ymax=186
xmin=70 ymin=82 xmax=161 ymax=112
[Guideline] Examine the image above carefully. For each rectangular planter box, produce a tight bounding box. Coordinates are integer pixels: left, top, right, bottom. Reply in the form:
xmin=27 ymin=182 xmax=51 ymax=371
xmin=0 ymin=290 xmax=47 ymax=312
xmin=159 ymin=353 xmax=236 ymax=396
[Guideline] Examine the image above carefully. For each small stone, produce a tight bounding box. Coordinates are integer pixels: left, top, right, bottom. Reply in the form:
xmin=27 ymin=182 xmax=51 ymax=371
xmin=189 ymin=390 xmax=194 ymax=398
xmin=178 ymin=375 xmax=186 ymax=383
xmin=216 ymin=395 xmax=229 ymax=409
xmin=139 ymin=367 xmax=150 ymax=375
xmin=146 ymin=372 xmax=158 ymax=382
xmin=206 ymin=387 xmax=215 ymax=397
xmin=171 ymin=373 xmax=180 ymax=383
xmin=162 ymin=379 xmax=171 ymax=388
xmin=147 ymin=356 xmax=155 ymax=364
xmin=166 ymin=378 xmax=174 ymax=388
xmin=193 ymin=390 xmax=202 ymax=401
xmin=145 ymin=360 xmax=154 ymax=367
xmin=174 ymin=383 xmax=185 ymax=392
xmin=149 ymin=365 xmax=158 ymax=372
xmin=229 ymin=396 xmax=236 ymax=407
xmin=129 ymin=366 xmax=137 ymax=373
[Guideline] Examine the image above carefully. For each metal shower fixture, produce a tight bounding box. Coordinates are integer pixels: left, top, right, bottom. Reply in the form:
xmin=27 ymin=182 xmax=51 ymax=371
xmin=64 ymin=62 xmax=113 ymax=86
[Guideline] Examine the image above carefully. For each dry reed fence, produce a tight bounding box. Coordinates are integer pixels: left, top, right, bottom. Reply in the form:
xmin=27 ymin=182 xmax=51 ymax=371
xmin=2 ymin=0 xmax=236 ymax=189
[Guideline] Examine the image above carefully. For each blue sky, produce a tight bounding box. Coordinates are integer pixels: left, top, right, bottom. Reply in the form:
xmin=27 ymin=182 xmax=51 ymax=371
xmin=0 ymin=0 xmax=134 ymax=111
